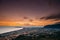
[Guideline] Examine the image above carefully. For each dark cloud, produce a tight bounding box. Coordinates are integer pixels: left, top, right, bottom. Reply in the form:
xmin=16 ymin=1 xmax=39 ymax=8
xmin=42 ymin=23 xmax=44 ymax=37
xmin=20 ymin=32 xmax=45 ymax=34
xmin=40 ymin=13 xmax=60 ymax=20
xmin=23 ymin=17 xmax=28 ymax=19
xmin=29 ymin=19 xmax=33 ymax=22
xmin=55 ymin=22 xmax=60 ymax=24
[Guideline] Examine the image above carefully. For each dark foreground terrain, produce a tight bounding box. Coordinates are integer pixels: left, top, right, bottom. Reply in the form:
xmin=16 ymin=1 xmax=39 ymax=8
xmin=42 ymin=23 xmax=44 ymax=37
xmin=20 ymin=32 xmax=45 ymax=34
xmin=0 ymin=23 xmax=60 ymax=40
xmin=0 ymin=28 xmax=60 ymax=40
xmin=15 ymin=31 xmax=60 ymax=40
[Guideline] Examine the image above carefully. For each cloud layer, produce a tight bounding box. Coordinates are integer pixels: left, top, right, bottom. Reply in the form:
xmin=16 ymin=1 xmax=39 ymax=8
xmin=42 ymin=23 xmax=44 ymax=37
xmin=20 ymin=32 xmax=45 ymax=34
xmin=40 ymin=13 xmax=60 ymax=20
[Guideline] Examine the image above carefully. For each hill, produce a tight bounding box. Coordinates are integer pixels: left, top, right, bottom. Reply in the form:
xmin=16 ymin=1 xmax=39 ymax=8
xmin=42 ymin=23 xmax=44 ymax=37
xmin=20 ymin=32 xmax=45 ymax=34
xmin=44 ymin=22 xmax=60 ymax=28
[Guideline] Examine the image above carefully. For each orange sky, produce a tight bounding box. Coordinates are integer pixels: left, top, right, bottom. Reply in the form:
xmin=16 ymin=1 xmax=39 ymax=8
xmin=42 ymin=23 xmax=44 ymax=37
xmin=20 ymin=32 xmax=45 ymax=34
xmin=0 ymin=0 xmax=60 ymax=27
xmin=0 ymin=19 xmax=60 ymax=26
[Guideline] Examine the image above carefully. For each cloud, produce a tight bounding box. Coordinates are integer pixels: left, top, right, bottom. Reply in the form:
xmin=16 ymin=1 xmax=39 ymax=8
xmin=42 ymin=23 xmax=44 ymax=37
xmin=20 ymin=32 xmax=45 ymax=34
xmin=23 ymin=17 xmax=28 ymax=19
xmin=40 ymin=13 xmax=60 ymax=20
xmin=29 ymin=19 xmax=33 ymax=22
xmin=55 ymin=22 xmax=60 ymax=24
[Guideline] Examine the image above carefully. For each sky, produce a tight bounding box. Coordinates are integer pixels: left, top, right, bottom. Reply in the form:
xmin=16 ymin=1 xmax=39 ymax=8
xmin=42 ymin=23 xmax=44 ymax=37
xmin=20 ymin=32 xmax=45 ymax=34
xmin=0 ymin=0 xmax=60 ymax=26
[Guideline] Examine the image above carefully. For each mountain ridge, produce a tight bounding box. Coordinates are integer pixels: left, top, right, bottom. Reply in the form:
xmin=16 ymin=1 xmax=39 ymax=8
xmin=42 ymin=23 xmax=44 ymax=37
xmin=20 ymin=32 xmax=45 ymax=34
xmin=44 ymin=22 xmax=60 ymax=28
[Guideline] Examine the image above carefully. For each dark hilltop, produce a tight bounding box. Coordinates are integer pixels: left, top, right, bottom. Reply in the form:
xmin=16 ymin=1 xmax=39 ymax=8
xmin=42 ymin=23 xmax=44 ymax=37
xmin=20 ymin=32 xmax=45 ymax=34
xmin=44 ymin=22 xmax=60 ymax=28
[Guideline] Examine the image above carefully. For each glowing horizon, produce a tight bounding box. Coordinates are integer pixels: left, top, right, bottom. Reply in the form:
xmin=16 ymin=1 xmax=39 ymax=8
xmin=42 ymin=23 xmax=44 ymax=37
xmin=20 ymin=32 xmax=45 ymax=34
xmin=0 ymin=0 xmax=60 ymax=27
xmin=0 ymin=19 xmax=60 ymax=26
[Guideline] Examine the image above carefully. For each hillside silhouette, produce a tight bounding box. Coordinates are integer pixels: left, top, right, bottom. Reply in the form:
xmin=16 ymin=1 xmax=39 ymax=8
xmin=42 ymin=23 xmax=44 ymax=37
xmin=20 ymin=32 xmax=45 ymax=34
xmin=44 ymin=22 xmax=60 ymax=28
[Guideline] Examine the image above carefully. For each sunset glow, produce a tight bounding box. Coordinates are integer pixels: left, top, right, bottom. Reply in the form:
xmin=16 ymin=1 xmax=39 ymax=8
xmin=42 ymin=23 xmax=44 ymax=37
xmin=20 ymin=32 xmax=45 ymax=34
xmin=0 ymin=19 xmax=60 ymax=26
xmin=0 ymin=0 xmax=60 ymax=27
